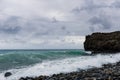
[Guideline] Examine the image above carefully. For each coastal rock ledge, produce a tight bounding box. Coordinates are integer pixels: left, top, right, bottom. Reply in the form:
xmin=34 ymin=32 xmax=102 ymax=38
xmin=84 ymin=31 xmax=120 ymax=53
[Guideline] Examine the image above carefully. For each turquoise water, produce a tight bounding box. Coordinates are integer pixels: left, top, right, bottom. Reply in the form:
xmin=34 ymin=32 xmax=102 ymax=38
xmin=0 ymin=49 xmax=85 ymax=72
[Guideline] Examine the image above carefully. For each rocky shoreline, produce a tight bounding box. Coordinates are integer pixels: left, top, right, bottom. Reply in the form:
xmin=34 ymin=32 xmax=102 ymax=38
xmin=19 ymin=61 xmax=120 ymax=80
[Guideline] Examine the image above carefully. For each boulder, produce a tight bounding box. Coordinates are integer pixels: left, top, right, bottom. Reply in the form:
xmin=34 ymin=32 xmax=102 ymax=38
xmin=84 ymin=31 xmax=120 ymax=53
xmin=4 ymin=72 xmax=12 ymax=77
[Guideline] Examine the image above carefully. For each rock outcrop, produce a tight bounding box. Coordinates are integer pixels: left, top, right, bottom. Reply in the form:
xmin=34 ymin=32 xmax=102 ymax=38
xmin=84 ymin=31 xmax=120 ymax=53
xmin=4 ymin=72 xmax=12 ymax=77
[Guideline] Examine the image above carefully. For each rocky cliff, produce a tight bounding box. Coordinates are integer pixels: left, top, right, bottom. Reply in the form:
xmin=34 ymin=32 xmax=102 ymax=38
xmin=84 ymin=31 xmax=120 ymax=53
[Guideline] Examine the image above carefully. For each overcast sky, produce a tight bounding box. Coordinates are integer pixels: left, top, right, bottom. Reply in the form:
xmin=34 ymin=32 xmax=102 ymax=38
xmin=0 ymin=0 xmax=120 ymax=49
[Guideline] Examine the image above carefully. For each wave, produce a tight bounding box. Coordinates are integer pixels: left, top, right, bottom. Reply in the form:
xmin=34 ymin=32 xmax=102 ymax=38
xmin=0 ymin=53 xmax=120 ymax=80
xmin=0 ymin=50 xmax=85 ymax=71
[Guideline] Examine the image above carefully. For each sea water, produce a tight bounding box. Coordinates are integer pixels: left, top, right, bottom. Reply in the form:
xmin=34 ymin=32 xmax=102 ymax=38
xmin=0 ymin=49 xmax=120 ymax=80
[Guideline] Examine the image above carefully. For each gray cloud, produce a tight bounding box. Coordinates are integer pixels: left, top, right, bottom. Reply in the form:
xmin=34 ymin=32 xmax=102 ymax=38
xmin=0 ymin=0 xmax=120 ymax=49
xmin=0 ymin=26 xmax=21 ymax=34
xmin=72 ymin=0 xmax=109 ymax=14
xmin=88 ymin=15 xmax=112 ymax=32
xmin=0 ymin=16 xmax=21 ymax=34
xmin=112 ymin=1 xmax=120 ymax=8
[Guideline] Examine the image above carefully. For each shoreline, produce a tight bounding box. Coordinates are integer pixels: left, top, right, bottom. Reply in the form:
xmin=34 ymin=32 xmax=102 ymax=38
xmin=19 ymin=61 xmax=120 ymax=80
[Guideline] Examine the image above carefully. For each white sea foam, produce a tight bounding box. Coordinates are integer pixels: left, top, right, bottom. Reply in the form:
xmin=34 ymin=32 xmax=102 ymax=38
xmin=1 ymin=53 xmax=120 ymax=80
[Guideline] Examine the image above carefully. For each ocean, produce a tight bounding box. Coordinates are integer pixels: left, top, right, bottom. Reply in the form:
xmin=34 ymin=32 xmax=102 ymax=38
xmin=0 ymin=49 xmax=120 ymax=80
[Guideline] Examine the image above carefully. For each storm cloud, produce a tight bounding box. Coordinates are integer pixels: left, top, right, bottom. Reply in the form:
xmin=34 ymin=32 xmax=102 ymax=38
xmin=88 ymin=14 xmax=112 ymax=32
xmin=0 ymin=0 xmax=120 ymax=49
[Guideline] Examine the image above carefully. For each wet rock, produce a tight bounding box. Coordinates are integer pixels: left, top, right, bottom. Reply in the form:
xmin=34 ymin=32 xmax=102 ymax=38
xmin=4 ymin=72 xmax=12 ymax=77
xmin=19 ymin=77 xmax=36 ymax=80
xmin=85 ymin=77 xmax=96 ymax=80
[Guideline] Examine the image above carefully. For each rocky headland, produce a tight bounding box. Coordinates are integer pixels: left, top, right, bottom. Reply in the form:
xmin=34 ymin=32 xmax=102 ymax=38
xmin=84 ymin=31 xmax=120 ymax=53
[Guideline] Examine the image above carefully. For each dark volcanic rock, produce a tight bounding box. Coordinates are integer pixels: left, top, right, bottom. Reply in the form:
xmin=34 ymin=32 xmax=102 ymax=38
xmin=84 ymin=31 xmax=120 ymax=53
xmin=4 ymin=72 xmax=12 ymax=77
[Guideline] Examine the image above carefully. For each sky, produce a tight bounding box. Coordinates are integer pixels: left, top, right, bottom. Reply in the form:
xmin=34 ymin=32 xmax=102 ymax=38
xmin=0 ymin=0 xmax=120 ymax=49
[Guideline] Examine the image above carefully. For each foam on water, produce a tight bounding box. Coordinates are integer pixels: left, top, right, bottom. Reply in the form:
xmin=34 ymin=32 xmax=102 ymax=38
xmin=1 ymin=53 xmax=120 ymax=80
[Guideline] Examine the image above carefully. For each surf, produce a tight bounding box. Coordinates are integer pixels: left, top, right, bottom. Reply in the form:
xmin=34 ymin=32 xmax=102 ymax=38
xmin=1 ymin=51 xmax=120 ymax=80
xmin=0 ymin=49 xmax=85 ymax=72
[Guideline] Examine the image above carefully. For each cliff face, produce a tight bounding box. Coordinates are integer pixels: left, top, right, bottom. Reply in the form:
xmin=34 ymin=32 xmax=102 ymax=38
xmin=84 ymin=31 xmax=120 ymax=53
